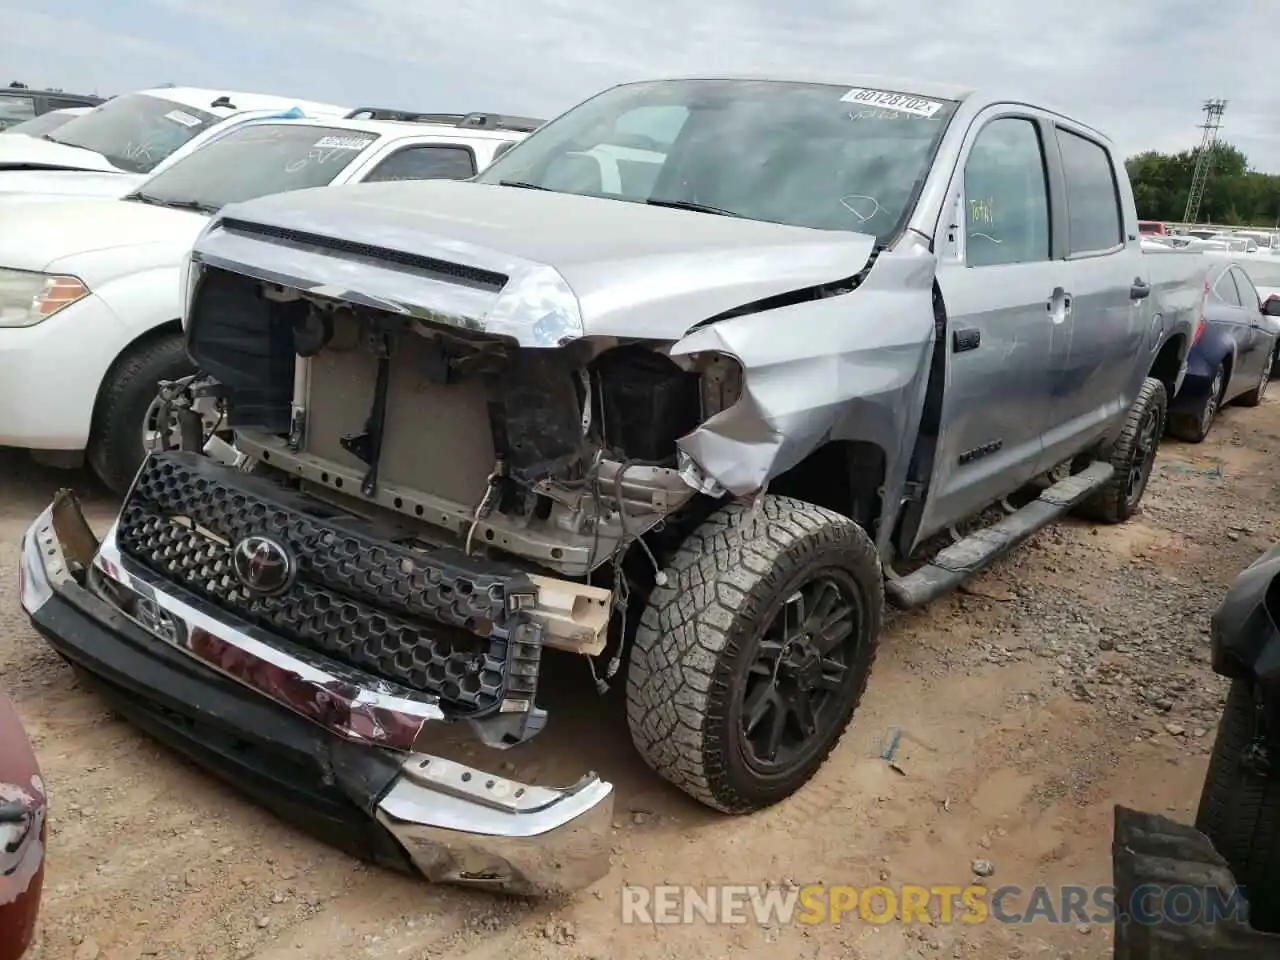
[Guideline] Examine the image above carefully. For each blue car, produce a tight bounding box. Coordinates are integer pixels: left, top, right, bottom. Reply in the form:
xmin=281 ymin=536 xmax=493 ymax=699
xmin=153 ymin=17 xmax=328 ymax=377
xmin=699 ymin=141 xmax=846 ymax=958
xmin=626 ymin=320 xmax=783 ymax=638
xmin=1167 ymin=259 xmax=1280 ymax=443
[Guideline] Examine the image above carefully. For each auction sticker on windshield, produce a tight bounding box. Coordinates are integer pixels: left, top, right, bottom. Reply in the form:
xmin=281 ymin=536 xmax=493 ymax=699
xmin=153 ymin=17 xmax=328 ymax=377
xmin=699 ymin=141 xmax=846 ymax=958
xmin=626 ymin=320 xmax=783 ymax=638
xmin=839 ymin=88 xmax=943 ymax=118
xmin=165 ymin=110 xmax=204 ymax=127
xmin=314 ymin=135 xmax=375 ymax=150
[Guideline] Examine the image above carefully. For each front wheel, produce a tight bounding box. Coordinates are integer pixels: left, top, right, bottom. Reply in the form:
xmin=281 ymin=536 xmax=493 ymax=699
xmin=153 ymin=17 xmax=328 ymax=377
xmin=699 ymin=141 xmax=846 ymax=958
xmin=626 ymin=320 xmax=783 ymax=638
xmin=1074 ymin=377 xmax=1167 ymax=524
xmin=626 ymin=495 xmax=883 ymax=813
xmin=1235 ymin=349 xmax=1273 ymax=408
xmin=87 ymin=333 xmax=193 ymax=496
xmin=1168 ymin=363 xmax=1224 ymax=443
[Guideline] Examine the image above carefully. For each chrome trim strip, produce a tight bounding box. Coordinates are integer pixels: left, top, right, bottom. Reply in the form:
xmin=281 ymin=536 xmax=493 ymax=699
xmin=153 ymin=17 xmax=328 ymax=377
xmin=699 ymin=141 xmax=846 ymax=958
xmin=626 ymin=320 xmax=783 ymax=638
xmin=93 ymin=525 xmax=447 ymax=750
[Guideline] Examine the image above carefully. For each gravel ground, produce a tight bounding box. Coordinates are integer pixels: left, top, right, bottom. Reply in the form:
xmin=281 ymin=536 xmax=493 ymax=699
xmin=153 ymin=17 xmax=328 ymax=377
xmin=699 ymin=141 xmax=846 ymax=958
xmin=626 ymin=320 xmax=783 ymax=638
xmin=2 ymin=396 xmax=1278 ymax=959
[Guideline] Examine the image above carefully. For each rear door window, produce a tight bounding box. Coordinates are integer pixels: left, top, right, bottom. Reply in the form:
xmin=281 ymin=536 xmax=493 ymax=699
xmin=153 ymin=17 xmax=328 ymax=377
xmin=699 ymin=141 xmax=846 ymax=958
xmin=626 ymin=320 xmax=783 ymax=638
xmin=1056 ymin=128 xmax=1124 ymax=255
xmin=363 ymin=145 xmax=476 ymax=182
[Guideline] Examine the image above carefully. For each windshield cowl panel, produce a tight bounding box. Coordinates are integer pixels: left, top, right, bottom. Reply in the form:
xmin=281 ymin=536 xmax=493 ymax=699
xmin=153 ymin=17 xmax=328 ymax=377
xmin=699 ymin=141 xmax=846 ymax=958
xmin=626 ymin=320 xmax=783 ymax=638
xmin=46 ymin=93 xmax=221 ymax=174
xmin=128 ymin=124 xmax=379 ymax=214
xmin=474 ymin=78 xmax=958 ymax=243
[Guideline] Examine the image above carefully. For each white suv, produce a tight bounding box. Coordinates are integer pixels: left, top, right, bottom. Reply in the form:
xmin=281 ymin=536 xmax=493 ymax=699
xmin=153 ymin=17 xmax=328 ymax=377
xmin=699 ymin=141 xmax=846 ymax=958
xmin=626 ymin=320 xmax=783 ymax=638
xmin=0 ymin=112 xmax=536 ymax=492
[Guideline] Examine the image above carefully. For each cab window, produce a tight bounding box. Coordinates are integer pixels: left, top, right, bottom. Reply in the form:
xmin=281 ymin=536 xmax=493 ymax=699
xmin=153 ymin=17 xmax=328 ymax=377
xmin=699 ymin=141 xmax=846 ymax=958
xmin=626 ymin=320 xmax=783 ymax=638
xmin=963 ymin=117 xmax=1051 ymax=267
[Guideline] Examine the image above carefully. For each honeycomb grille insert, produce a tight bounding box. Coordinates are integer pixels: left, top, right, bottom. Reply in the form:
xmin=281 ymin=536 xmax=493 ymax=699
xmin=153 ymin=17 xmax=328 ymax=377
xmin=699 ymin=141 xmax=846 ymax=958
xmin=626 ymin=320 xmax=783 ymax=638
xmin=116 ymin=452 xmax=544 ymax=714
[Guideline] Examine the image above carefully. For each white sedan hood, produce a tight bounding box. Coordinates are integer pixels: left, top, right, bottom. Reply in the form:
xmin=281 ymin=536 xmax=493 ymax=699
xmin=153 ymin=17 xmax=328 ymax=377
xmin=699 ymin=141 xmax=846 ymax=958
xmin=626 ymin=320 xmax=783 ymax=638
xmin=0 ymin=134 xmax=125 ymax=173
xmin=0 ymin=169 xmax=144 ymax=204
xmin=0 ymin=198 xmax=209 ymax=272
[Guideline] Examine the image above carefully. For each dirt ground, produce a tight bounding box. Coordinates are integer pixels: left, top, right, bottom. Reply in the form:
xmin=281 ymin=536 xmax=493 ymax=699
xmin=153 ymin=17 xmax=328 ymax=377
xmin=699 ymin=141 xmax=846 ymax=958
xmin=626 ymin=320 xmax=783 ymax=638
xmin=3 ymin=396 xmax=1278 ymax=960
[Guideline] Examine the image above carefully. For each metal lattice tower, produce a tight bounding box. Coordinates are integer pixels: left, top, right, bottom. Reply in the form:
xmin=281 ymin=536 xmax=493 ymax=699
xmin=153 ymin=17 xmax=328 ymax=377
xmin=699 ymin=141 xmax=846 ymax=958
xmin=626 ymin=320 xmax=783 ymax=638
xmin=1183 ymin=98 xmax=1228 ymax=224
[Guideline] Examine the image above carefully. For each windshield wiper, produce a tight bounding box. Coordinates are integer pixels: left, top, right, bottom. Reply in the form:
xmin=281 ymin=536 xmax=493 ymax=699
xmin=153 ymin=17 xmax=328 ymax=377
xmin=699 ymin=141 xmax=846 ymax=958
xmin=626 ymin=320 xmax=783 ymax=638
xmin=497 ymin=179 xmax=550 ymax=190
xmin=644 ymin=198 xmax=740 ymax=218
xmin=127 ymin=192 xmax=217 ymax=214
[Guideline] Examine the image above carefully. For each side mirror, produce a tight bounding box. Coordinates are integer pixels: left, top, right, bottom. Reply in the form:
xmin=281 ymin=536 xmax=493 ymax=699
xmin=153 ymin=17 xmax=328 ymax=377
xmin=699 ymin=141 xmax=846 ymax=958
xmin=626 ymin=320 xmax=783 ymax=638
xmin=1263 ymin=297 xmax=1280 ymax=318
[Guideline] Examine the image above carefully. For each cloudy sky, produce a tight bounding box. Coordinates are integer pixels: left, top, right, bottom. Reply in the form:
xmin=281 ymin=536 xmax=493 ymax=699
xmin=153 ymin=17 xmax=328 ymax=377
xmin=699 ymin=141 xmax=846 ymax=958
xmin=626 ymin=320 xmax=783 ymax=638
xmin=6 ymin=0 xmax=1280 ymax=172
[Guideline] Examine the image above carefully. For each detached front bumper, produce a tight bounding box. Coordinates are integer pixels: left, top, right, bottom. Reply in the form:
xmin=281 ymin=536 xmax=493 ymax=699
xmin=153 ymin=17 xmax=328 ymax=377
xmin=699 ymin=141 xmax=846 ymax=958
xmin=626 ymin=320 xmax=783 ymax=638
xmin=18 ymin=492 xmax=613 ymax=896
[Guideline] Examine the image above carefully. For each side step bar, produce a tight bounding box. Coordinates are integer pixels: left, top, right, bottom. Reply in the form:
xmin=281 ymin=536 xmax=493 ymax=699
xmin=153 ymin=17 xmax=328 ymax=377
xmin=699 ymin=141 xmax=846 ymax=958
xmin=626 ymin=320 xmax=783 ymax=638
xmin=886 ymin=461 xmax=1114 ymax=610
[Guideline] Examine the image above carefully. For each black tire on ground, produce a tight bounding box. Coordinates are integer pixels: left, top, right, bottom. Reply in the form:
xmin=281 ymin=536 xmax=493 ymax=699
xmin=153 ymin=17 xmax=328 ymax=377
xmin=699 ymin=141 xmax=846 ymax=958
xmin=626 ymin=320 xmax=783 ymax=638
xmin=1074 ymin=377 xmax=1167 ymax=525
xmin=1194 ymin=677 xmax=1280 ymax=933
xmin=87 ymin=332 xmax=192 ymax=496
xmin=1168 ymin=364 xmax=1224 ymax=444
xmin=1235 ymin=351 xmax=1273 ymax=408
xmin=626 ymin=495 xmax=883 ymax=814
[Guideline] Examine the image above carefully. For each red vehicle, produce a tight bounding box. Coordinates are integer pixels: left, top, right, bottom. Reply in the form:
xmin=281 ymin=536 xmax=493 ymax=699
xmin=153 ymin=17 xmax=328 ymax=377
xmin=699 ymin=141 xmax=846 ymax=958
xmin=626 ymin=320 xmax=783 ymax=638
xmin=0 ymin=692 xmax=45 ymax=960
xmin=1138 ymin=219 xmax=1168 ymax=236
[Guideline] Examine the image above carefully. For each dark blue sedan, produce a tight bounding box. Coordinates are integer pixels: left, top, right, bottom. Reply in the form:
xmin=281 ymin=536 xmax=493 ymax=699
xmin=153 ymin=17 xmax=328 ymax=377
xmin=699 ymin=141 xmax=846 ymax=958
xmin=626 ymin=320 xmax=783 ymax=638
xmin=1167 ymin=259 xmax=1280 ymax=443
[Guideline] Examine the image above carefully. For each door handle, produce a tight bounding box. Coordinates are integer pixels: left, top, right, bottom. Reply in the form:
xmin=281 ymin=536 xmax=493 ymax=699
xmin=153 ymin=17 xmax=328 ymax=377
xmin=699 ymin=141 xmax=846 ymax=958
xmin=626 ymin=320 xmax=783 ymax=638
xmin=1045 ymin=289 xmax=1072 ymax=322
xmin=1130 ymin=278 xmax=1151 ymax=300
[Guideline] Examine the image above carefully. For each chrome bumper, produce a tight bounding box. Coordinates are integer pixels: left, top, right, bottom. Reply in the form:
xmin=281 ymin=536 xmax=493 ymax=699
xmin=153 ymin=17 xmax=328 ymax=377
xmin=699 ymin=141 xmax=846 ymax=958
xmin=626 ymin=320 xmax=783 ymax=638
xmin=19 ymin=491 xmax=613 ymax=896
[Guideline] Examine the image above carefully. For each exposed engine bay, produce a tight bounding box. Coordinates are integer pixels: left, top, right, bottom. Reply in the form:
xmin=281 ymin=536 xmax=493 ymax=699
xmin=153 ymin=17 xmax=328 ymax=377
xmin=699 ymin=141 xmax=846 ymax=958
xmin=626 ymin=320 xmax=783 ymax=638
xmin=171 ymin=265 xmax=743 ymax=590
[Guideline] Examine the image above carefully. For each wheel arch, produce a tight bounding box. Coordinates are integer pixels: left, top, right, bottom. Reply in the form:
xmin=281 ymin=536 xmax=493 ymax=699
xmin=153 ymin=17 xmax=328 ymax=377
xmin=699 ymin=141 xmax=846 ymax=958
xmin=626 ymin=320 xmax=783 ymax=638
xmin=89 ymin=319 xmax=185 ymax=429
xmin=768 ymin=439 xmax=887 ymax=536
xmin=1148 ymin=332 xmax=1186 ymax=400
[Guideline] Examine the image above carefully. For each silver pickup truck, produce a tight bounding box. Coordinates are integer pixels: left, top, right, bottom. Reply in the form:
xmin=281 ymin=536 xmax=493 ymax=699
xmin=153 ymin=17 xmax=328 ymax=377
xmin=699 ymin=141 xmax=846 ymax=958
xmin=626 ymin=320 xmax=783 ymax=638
xmin=20 ymin=76 xmax=1208 ymax=896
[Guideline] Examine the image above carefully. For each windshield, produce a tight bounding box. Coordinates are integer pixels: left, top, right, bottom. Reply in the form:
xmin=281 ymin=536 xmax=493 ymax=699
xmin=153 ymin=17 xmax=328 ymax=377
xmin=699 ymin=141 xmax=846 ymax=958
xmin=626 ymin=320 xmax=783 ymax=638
xmin=45 ymin=92 xmax=220 ymax=173
xmin=475 ymin=78 xmax=958 ymax=239
xmin=127 ymin=122 xmax=379 ymax=213
xmin=2 ymin=111 xmax=82 ymax=138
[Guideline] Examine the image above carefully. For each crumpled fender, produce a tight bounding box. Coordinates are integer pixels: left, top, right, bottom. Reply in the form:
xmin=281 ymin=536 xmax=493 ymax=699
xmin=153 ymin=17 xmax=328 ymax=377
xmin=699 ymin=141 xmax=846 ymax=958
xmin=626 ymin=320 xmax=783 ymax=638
xmin=1211 ymin=542 xmax=1280 ymax=685
xmin=669 ymin=245 xmax=938 ymax=554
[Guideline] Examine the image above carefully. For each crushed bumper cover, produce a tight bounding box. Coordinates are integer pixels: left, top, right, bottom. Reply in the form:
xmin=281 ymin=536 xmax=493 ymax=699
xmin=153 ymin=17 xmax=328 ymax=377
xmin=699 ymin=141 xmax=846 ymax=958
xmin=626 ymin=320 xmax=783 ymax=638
xmin=18 ymin=491 xmax=613 ymax=896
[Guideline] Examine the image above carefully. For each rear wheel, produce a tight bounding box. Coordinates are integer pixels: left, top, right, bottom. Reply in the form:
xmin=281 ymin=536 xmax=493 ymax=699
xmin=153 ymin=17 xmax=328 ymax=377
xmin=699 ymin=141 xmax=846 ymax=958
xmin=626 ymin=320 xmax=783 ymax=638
xmin=626 ymin=496 xmax=882 ymax=813
xmin=1074 ymin=377 xmax=1166 ymax=524
xmin=1194 ymin=678 xmax=1280 ymax=932
xmin=87 ymin=333 xmax=192 ymax=496
xmin=1168 ymin=363 xmax=1224 ymax=443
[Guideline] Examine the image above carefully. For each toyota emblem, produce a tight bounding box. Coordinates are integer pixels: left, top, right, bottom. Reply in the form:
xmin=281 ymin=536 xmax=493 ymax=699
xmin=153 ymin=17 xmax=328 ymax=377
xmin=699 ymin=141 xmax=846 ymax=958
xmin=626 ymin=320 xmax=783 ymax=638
xmin=230 ymin=535 xmax=296 ymax=596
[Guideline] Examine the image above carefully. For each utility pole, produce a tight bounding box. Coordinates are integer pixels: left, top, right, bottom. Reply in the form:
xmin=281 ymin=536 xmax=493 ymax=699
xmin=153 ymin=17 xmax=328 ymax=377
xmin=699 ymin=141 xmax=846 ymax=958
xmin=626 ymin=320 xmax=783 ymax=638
xmin=1183 ymin=98 xmax=1228 ymax=225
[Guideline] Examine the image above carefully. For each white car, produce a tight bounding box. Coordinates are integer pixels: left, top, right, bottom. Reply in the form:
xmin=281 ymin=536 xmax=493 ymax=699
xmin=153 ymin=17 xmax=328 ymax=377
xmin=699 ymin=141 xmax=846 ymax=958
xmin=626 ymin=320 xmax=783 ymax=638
xmin=0 ymin=112 xmax=533 ymax=492
xmin=0 ymin=87 xmax=349 ymax=204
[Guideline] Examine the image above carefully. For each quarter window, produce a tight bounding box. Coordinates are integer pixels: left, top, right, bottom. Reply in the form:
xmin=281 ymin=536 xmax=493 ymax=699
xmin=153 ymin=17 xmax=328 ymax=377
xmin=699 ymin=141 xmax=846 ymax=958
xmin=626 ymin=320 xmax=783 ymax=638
xmin=963 ymin=118 xmax=1051 ymax=267
xmin=1231 ymin=267 xmax=1260 ymax=308
xmin=1214 ymin=270 xmax=1243 ymax=307
xmin=365 ymin=145 xmax=475 ymax=182
xmin=1056 ymin=129 xmax=1124 ymax=255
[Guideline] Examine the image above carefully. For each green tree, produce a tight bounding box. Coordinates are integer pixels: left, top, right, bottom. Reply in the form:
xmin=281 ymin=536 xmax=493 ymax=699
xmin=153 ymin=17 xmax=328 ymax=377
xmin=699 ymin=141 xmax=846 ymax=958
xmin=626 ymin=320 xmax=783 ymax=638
xmin=1127 ymin=142 xmax=1280 ymax=226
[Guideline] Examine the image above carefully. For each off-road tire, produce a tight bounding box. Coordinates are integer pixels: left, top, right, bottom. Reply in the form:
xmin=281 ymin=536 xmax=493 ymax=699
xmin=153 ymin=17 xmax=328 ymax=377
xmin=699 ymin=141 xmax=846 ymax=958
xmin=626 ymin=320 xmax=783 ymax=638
xmin=1074 ymin=377 xmax=1166 ymax=525
xmin=1194 ymin=678 xmax=1280 ymax=933
xmin=1168 ymin=364 xmax=1224 ymax=443
xmin=1235 ymin=351 xmax=1272 ymax=408
xmin=87 ymin=333 xmax=192 ymax=497
xmin=626 ymin=495 xmax=883 ymax=813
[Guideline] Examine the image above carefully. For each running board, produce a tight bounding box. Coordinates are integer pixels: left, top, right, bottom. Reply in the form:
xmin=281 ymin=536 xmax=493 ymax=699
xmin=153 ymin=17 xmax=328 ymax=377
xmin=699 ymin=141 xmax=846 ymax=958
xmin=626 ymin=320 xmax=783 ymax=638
xmin=885 ymin=461 xmax=1115 ymax=610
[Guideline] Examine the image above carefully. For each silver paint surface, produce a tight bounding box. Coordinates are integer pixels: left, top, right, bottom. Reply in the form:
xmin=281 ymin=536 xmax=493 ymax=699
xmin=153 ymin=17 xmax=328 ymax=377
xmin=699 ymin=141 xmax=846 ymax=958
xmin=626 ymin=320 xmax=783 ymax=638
xmin=190 ymin=84 xmax=1205 ymax=562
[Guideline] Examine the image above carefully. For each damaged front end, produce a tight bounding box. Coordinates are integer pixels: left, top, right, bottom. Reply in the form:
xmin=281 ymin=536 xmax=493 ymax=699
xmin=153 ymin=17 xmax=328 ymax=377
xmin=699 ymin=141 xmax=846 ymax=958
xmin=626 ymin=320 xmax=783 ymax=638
xmin=20 ymin=489 xmax=613 ymax=895
xmin=19 ymin=174 xmax=922 ymax=893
